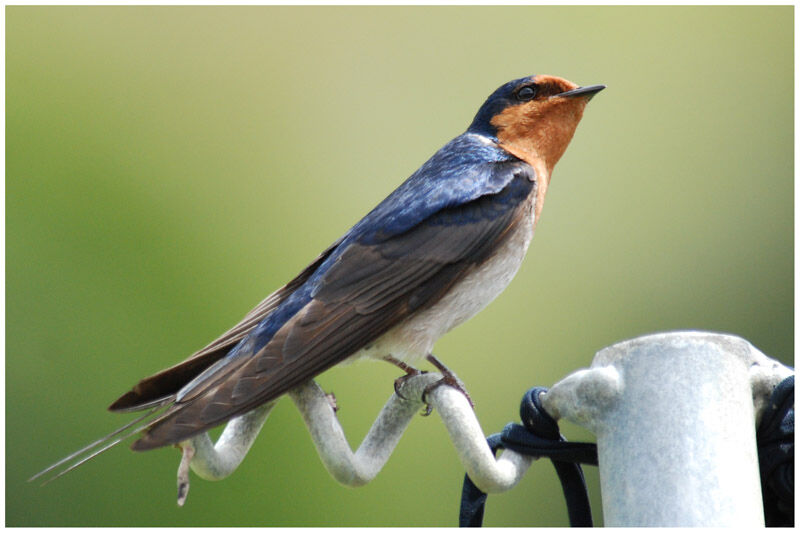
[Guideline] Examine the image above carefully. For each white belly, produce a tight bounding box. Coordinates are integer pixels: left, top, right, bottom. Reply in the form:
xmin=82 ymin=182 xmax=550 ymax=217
xmin=351 ymin=195 xmax=536 ymax=365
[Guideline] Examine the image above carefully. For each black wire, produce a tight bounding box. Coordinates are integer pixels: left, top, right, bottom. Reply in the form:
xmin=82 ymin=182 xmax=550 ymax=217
xmin=459 ymin=387 xmax=597 ymax=527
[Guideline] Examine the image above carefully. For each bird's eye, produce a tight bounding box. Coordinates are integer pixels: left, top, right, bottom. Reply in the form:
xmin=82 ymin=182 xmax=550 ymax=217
xmin=516 ymin=85 xmax=537 ymax=101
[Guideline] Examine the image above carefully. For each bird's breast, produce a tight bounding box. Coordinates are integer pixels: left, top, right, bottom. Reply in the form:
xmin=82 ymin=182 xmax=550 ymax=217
xmin=355 ymin=193 xmax=537 ymax=365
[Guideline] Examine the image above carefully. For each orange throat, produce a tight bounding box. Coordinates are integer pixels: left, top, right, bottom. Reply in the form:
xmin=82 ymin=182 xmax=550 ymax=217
xmin=490 ymin=79 xmax=590 ymax=222
xmin=492 ymin=97 xmax=587 ymax=175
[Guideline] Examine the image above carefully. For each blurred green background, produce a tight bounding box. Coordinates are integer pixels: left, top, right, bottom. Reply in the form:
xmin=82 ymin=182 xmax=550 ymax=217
xmin=7 ymin=6 xmax=793 ymax=527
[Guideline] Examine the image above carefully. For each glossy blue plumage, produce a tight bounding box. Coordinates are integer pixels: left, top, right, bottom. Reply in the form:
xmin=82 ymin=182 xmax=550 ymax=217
xmin=209 ymin=132 xmax=526 ymax=369
xmin=467 ymin=76 xmax=535 ymax=138
xmin=353 ymin=134 xmax=519 ymax=243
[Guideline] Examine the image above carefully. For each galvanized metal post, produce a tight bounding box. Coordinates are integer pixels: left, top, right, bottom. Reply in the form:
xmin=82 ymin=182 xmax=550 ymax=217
xmin=542 ymin=331 xmax=793 ymax=527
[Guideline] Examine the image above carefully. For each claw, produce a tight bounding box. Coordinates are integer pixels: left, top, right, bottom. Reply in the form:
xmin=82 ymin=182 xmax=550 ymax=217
xmin=386 ymin=354 xmax=426 ymax=402
xmin=385 ymin=354 xmax=472 ymax=414
xmin=393 ymin=376 xmax=408 ymax=398
xmin=393 ymin=369 xmax=427 ymax=401
xmin=394 ymin=371 xmax=437 ymax=416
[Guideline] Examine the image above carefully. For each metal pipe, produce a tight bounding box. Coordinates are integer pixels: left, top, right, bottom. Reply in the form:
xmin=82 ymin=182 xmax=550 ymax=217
xmin=178 ymin=371 xmax=532 ymax=502
xmin=542 ymin=331 xmax=793 ymax=527
xmin=186 ymin=401 xmax=276 ymax=481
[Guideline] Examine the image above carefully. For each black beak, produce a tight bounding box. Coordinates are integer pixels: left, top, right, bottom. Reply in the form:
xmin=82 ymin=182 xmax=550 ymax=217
xmin=556 ymin=84 xmax=606 ymax=101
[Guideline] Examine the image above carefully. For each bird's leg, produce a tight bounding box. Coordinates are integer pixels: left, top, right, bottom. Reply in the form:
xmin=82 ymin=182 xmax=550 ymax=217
xmin=423 ymin=354 xmax=474 ymax=410
xmin=384 ymin=354 xmax=422 ymax=377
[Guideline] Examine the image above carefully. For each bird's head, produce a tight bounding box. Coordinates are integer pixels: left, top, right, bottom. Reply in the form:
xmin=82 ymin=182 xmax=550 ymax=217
xmin=468 ymin=75 xmax=604 ymax=175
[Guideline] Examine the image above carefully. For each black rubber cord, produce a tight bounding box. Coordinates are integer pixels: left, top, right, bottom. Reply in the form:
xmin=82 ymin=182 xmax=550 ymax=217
xmin=459 ymin=387 xmax=597 ymax=527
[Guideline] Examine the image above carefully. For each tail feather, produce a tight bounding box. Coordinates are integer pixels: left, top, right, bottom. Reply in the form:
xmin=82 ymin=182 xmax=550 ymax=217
xmin=33 ymin=238 xmax=346 ymax=482
xmin=109 ymin=239 xmax=344 ymax=412
xmin=108 ymin=350 xmax=228 ymax=412
xmin=28 ymin=406 xmax=165 ymax=485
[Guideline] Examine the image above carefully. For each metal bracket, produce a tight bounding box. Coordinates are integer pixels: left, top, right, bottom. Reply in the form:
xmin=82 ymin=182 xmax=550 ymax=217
xmin=176 ymin=372 xmax=533 ymax=505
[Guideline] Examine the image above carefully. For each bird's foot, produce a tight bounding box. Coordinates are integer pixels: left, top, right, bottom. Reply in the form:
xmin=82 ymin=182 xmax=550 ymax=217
xmin=393 ymin=373 xmax=422 ymax=398
xmin=422 ymin=354 xmax=474 ymax=412
xmin=384 ymin=355 xmax=430 ymax=408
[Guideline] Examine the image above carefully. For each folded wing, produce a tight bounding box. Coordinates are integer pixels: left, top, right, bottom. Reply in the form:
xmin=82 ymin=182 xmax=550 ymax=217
xmin=132 ymin=163 xmax=535 ymax=450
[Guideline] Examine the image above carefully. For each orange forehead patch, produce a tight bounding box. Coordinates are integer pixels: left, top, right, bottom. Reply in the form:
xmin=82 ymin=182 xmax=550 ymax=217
xmin=531 ymin=75 xmax=579 ymax=96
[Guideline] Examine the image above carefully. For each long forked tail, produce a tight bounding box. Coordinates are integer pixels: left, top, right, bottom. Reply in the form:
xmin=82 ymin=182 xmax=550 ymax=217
xmin=28 ymin=406 xmax=167 ymax=485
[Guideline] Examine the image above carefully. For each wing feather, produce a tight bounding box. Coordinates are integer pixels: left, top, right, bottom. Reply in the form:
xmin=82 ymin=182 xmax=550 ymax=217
xmin=108 ymin=237 xmax=344 ymax=411
xmin=132 ymin=166 xmax=535 ymax=449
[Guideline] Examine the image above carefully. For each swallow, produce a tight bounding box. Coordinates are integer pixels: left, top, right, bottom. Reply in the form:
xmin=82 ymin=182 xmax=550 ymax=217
xmin=32 ymin=75 xmax=603 ymax=479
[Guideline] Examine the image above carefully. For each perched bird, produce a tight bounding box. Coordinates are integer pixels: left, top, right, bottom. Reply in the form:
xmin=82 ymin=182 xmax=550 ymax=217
xmin=33 ymin=75 xmax=603 ymax=479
